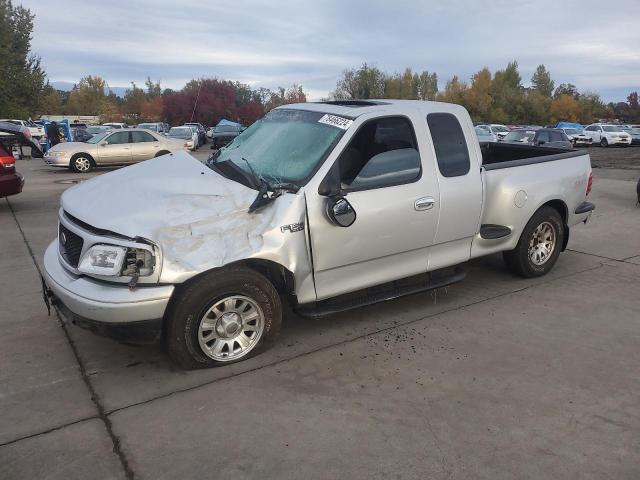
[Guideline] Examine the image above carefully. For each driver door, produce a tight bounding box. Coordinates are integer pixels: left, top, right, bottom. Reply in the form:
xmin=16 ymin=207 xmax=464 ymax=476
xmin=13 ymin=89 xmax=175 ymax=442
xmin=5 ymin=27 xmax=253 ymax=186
xmin=96 ymin=131 xmax=133 ymax=164
xmin=307 ymin=115 xmax=440 ymax=301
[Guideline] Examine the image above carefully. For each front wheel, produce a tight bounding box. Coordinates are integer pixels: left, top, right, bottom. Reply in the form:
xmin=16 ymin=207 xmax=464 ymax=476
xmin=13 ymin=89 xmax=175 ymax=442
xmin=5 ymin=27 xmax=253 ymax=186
xmin=166 ymin=267 xmax=282 ymax=369
xmin=600 ymin=138 xmax=608 ymax=147
xmin=503 ymin=206 xmax=564 ymax=278
xmin=70 ymin=154 xmax=94 ymax=173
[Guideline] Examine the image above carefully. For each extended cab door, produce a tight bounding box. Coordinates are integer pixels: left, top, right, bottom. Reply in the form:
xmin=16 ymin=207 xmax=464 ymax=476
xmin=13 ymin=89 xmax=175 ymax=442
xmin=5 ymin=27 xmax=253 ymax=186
xmin=96 ymin=131 xmax=133 ymax=164
xmin=424 ymin=112 xmax=483 ymax=270
xmin=307 ymin=114 xmax=441 ymax=301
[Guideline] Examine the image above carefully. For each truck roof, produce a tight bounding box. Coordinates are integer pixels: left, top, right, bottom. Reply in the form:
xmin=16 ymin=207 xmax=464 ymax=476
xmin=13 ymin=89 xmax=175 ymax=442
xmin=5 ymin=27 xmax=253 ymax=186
xmin=278 ymin=99 xmax=468 ymax=119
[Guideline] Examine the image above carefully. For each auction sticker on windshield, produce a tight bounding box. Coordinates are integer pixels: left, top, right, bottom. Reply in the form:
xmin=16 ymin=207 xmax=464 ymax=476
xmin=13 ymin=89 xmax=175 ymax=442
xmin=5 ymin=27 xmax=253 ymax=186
xmin=318 ymin=114 xmax=353 ymax=130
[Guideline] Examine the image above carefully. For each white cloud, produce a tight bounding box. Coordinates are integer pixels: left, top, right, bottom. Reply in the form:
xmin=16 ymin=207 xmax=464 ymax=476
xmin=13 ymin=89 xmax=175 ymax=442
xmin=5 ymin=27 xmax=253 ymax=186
xmin=19 ymin=0 xmax=640 ymax=102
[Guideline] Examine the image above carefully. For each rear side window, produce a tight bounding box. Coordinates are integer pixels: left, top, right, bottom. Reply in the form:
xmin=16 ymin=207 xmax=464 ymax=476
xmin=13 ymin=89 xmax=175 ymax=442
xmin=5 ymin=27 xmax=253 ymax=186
xmin=550 ymin=131 xmax=564 ymax=142
xmin=132 ymin=131 xmax=156 ymax=143
xmin=427 ymin=113 xmax=470 ymax=177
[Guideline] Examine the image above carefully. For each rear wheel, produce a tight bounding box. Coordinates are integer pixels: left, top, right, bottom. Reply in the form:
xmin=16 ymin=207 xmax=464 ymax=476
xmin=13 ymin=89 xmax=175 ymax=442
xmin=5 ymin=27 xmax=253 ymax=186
xmin=166 ymin=267 xmax=282 ymax=369
xmin=503 ymin=206 xmax=564 ymax=278
xmin=600 ymin=138 xmax=608 ymax=147
xmin=70 ymin=153 xmax=94 ymax=173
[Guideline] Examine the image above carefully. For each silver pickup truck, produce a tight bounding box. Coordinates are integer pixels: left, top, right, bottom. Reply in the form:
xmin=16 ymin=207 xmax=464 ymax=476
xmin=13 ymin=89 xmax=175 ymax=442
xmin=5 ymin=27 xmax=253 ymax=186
xmin=42 ymin=100 xmax=595 ymax=369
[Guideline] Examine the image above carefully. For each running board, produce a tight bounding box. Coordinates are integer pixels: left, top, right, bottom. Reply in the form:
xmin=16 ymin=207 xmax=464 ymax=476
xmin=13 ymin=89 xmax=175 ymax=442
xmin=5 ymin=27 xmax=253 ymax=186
xmin=296 ymin=264 xmax=467 ymax=319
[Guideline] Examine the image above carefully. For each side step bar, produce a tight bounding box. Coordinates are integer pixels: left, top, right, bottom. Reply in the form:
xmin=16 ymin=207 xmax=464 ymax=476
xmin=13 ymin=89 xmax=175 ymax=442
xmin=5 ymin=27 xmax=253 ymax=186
xmin=296 ymin=264 xmax=467 ymax=319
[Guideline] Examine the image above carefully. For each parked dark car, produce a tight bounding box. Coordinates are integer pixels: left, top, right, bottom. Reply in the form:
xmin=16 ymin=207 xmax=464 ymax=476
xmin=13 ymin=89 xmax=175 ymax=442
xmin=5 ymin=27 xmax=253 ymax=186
xmin=210 ymin=124 xmax=243 ymax=149
xmin=530 ymin=129 xmax=573 ymax=149
xmin=0 ymin=122 xmax=43 ymax=198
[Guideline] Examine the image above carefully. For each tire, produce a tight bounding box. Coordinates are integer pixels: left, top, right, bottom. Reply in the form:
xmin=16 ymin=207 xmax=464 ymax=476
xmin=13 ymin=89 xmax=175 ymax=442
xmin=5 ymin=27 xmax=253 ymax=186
xmin=600 ymin=138 xmax=608 ymax=147
xmin=503 ymin=206 xmax=564 ymax=278
xmin=155 ymin=150 xmax=170 ymax=157
xmin=166 ymin=267 xmax=282 ymax=369
xmin=70 ymin=153 xmax=94 ymax=173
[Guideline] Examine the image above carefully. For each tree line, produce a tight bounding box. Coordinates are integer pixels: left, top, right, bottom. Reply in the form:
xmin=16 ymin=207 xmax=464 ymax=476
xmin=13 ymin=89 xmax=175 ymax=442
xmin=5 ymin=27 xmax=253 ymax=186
xmin=331 ymin=62 xmax=640 ymax=125
xmin=2 ymin=1 xmax=639 ymax=127
xmin=38 ymin=76 xmax=307 ymax=126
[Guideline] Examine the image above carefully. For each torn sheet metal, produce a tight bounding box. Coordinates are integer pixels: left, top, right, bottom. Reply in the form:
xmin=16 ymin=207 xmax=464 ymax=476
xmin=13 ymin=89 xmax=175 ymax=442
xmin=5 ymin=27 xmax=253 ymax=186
xmin=60 ymin=151 xmax=315 ymax=300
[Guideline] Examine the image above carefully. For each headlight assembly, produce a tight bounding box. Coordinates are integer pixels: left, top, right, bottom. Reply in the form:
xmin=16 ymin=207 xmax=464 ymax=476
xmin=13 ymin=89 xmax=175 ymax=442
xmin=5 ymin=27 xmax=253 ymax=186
xmin=78 ymin=245 xmax=127 ymax=276
xmin=78 ymin=245 xmax=156 ymax=277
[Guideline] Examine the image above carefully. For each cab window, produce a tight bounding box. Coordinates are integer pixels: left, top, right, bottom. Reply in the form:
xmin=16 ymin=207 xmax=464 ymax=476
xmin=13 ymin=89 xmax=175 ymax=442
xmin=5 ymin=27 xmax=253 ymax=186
xmin=105 ymin=131 xmax=130 ymax=144
xmin=427 ymin=113 xmax=470 ymax=177
xmin=337 ymin=116 xmax=421 ymax=191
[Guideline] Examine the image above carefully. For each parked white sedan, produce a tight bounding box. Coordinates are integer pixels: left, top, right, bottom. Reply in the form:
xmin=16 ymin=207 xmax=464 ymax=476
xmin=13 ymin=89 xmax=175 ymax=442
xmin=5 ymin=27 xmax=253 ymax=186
xmin=43 ymin=129 xmax=187 ymax=172
xmin=583 ymin=124 xmax=631 ymax=147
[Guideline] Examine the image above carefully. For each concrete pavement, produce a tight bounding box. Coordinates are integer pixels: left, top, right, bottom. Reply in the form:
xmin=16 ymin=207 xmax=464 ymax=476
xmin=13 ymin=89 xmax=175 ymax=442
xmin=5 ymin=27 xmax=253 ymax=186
xmin=1 ymin=156 xmax=639 ymax=479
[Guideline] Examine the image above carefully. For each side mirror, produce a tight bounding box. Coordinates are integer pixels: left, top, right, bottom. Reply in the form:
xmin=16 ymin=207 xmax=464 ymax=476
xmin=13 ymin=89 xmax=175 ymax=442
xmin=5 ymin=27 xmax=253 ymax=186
xmin=100 ymin=142 xmax=107 ymax=146
xmin=327 ymin=197 xmax=356 ymax=227
xmin=538 ymin=140 xmax=546 ymax=145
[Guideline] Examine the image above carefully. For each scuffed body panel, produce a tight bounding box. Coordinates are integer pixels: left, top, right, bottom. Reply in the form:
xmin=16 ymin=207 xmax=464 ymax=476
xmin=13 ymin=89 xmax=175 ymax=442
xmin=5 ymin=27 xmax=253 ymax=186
xmin=60 ymin=152 xmax=314 ymax=301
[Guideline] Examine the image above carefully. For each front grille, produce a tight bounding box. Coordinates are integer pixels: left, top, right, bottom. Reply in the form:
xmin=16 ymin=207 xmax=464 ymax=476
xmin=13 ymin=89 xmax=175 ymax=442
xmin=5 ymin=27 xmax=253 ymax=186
xmin=59 ymin=224 xmax=84 ymax=267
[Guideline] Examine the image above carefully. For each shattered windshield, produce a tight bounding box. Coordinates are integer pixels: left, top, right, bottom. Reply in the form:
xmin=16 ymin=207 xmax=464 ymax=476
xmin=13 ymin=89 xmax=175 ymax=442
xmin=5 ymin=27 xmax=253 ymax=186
xmin=207 ymin=109 xmax=347 ymax=188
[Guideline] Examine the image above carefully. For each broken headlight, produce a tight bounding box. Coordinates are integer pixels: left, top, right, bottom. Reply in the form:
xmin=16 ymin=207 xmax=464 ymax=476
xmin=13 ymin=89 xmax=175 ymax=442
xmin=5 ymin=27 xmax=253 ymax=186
xmin=78 ymin=245 xmax=155 ymax=277
xmin=78 ymin=245 xmax=127 ymax=276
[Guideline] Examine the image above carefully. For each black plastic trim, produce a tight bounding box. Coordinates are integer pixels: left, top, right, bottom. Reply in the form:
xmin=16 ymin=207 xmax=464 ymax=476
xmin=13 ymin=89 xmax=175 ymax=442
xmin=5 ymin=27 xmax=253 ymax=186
xmin=480 ymin=224 xmax=512 ymax=239
xmin=52 ymin=297 xmax=162 ymax=344
xmin=482 ymin=147 xmax=585 ymax=171
xmin=574 ymin=201 xmax=595 ymax=214
xmin=296 ymin=264 xmax=467 ymax=319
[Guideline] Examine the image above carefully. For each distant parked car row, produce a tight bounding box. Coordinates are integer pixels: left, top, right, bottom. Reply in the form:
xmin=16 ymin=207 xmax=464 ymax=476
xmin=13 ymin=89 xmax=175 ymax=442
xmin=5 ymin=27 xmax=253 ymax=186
xmin=475 ymin=121 xmax=639 ymax=149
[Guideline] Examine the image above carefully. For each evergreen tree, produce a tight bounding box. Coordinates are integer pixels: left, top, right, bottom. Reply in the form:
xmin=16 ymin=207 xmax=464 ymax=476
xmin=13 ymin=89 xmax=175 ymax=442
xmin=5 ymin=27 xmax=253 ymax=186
xmin=0 ymin=0 xmax=46 ymax=118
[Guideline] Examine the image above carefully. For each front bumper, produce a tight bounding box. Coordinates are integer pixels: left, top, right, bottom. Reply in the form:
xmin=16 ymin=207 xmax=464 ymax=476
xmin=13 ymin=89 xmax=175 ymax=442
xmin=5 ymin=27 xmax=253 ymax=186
xmin=43 ymin=155 xmax=70 ymax=167
xmin=42 ymin=241 xmax=174 ymax=342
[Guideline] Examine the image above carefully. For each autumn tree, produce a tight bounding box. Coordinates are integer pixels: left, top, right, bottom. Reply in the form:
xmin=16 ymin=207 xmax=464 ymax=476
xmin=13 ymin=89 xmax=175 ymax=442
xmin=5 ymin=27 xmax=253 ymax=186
xmin=38 ymin=84 xmax=62 ymax=115
xmin=436 ymin=76 xmax=467 ymax=105
xmin=550 ymin=94 xmax=581 ymax=123
xmin=491 ymin=61 xmax=525 ymax=123
xmin=66 ymin=75 xmax=115 ymax=116
xmin=554 ymin=83 xmax=579 ymax=99
xmin=464 ymin=68 xmax=492 ymax=122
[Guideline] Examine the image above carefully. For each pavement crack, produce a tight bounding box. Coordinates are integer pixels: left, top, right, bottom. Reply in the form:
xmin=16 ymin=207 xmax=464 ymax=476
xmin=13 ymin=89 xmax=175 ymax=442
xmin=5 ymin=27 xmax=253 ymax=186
xmin=105 ymin=262 xmax=606 ymax=416
xmin=0 ymin=416 xmax=99 ymax=448
xmin=6 ymin=198 xmax=136 ymax=480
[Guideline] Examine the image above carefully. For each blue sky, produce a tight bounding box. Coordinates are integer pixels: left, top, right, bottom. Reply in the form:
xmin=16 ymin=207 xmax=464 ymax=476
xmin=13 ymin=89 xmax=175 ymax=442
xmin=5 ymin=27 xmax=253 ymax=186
xmin=21 ymin=0 xmax=640 ymax=102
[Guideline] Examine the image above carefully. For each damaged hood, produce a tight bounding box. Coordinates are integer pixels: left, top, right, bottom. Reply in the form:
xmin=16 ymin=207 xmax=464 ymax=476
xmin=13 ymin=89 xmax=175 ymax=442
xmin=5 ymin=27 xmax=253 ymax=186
xmin=60 ymin=152 xmax=305 ymax=281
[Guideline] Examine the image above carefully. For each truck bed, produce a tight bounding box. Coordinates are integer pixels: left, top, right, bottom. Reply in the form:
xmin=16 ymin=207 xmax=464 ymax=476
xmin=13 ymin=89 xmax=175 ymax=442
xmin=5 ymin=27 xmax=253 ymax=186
xmin=480 ymin=142 xmax=584 ymax=170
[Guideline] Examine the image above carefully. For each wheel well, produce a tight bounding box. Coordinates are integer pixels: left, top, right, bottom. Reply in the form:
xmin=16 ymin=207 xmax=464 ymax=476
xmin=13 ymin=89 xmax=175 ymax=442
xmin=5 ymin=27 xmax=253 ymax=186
xmin=231 ymin=259 xmax=296 ymax=297
xmin=541 ymin=199 xmax=569 ymax=251
xmin=542 ymin=199 xmax=568 ymax=224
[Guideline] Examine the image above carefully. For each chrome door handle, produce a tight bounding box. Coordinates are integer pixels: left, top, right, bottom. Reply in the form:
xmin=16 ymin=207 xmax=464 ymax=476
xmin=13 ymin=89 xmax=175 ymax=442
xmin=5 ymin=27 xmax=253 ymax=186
xmin=414 ymin=197 xmax=435 ymax=211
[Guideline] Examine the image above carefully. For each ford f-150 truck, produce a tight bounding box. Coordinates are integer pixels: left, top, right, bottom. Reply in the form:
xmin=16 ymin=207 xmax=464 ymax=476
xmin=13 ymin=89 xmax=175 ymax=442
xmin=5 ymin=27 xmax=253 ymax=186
xmin=42 ymin=100 xmax=595 ymax=369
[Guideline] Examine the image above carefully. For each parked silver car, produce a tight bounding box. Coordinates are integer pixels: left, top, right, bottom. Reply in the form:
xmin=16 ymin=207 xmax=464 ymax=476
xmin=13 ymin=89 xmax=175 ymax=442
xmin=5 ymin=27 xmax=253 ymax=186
xmin=43 ymin=129 xmax=186 ymax=172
